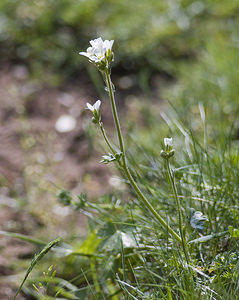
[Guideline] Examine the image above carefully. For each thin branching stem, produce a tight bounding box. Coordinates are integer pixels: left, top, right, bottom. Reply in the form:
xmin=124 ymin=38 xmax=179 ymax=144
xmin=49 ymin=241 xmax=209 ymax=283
xmin=98 ymin=121 xmax=116 ymax=155
xmin=104 ymin=70 xmax=182 ymax=244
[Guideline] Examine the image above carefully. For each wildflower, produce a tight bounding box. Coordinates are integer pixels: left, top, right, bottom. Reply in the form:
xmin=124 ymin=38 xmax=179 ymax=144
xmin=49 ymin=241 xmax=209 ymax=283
xmin=86 ymin=100 xmax=101 ymax=123
xmin=79 ymin=37 xmax=114 ymax=70
xmin=161 ymin=137 xmax=175 ymax=159
xmin=86 ymin=99 xmax=101 ymax=113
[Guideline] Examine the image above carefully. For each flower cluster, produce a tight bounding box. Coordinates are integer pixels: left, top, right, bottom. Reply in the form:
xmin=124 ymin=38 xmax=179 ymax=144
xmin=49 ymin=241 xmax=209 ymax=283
xmin=79 ymin=37 xmax=114 ymax=71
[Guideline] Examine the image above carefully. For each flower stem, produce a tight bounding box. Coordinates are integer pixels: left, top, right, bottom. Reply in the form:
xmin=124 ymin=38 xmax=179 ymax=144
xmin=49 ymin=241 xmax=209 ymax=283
xmin=166 ymin=160 xmax=190 ymax=264
xmin=124 ymin=163 xmax=182 ymax=243
xmin=105 ymin=71 xmax=125 ymax=158
xmin=104 ymin=70 xmax=182 ymax=244
xmin=98 ymin=122 xmax=116 ymax=155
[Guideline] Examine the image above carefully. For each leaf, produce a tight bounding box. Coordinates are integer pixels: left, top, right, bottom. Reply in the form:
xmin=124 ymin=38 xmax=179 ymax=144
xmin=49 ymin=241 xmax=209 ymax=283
xmin=100 ymin=153 xmax=116 ymax=164
xmin=76 ymin=230 xmax=102 ymax=255
xmin=57 ymin=189 xmax=72 ymax=206
xmin=100 ymin=152 xmax=122 ymax=164
xmin=189 ymin=209 xmax=208 ymax=232
xmin=13 ymin=237 xmax=60 ymax=300
xmin=97 ymin=222 xmax=137 ymax=254
xmin=97 ymin=222 xmax=116 ymax=238
xmin=120 ymin=231 xmax=137 ymax=248
xmin=228 ymin=225 xmax=239 ymax=238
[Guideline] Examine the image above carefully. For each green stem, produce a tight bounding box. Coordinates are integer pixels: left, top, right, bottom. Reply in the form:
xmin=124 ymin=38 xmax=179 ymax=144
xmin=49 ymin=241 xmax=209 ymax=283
xmin=99 ymin=122 xmax=116 ymax=155
xmin=124 ymin=164 xmax=182 ymax=243
xmin=105 ymin=71 xmax=125 ymax=158
xmin=104 ymin=70 xmax=182 ymax=244
xmin=90 ymin=258 xmax=101 ymax=293
xmin=166 ymin=160 xmax=190 ymax=264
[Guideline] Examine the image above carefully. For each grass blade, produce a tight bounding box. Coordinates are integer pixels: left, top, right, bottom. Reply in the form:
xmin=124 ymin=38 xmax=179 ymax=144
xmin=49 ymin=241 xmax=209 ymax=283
xmin=0 ymin=230 xmax=46 ymax=246
xmin=13 ymin=237 xmax=60 ymax=299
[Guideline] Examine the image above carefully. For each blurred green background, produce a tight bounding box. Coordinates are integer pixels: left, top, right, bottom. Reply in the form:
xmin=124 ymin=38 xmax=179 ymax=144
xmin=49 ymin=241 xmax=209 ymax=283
xmin=1 ymin=0 xmax=238 ymax=82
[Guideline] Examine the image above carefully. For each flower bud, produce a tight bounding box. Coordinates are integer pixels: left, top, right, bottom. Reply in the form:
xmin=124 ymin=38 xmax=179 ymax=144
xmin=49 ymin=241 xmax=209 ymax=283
xmin=161 ymin=138 xmax=175 ymax=160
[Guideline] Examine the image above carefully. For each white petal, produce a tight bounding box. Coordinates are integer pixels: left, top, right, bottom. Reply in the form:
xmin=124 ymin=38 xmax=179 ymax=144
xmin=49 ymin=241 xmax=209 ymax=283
xmin=80 ymin=38 xmax=113 ymax=63
xmin=90 ymin=37 xmax=103 ymax=48
xmin=79 ymin=51 xmax=90 ymax=57
xmin=104 ymin=40 xmax=114 ymax=50
xmin=86 ymin=103 xmax=94 ymax=111
xmin=94 ymin=100 xmax=101 ymax=110
xmin=86 ymin=46 xmax=93 ymax=53
xmin=164 ymin=137 xmax=173 ymax=147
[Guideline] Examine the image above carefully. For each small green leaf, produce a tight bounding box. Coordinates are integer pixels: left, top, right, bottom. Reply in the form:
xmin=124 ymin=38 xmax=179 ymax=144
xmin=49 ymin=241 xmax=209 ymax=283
xmin=228 ymin=226 xmax=239 ymax=238
xmin=76 ymin=230 xmax=102 ymax=255
xmin=100 ymin=153 xmax=116 ymax=164
xmin=57 ymin=190 xmax=72 ymax=206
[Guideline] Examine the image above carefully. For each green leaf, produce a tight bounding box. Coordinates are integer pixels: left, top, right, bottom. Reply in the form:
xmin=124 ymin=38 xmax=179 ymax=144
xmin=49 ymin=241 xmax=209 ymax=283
xmin=76 ymin=230 xmax=102 ymax=255
xmin=98 ymin=222 xmax=137 ymax=254
xmin=228 ymin=226 xmax=239 ymax=238
xmin=97 ymin=222 xmax=116 ymax=238
xmin=100 ymin=153 xmax=116 ymax=164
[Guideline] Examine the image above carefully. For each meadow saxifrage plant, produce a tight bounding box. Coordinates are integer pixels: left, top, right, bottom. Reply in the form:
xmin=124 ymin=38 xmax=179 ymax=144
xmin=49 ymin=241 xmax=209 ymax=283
xmin=161 ymin=137 xmax=190 ymax=264
xmin=80 ymin=38 xmax=183 ymax=247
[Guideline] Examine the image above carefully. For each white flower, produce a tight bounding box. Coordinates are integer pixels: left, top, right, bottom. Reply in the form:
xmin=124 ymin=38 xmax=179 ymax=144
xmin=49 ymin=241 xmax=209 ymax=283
xmin=86 ymin=100 xmax=101 ymax=123
xmin=164 ymin=137 xmax=173 ymax=147
xmin=86 ymin=100 xmax=101 ymax=113
xmin=79 ymin=37 xmax=114 ymax=63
